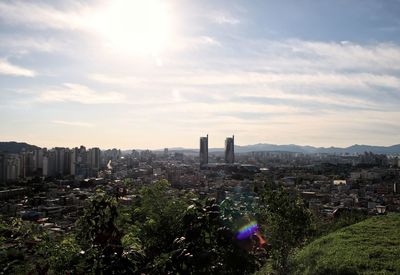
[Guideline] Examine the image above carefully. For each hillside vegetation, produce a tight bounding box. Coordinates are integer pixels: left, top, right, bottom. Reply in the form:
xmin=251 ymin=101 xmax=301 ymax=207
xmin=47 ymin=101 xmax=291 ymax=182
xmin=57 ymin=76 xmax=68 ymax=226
xmin=0 ymin=141 xmax=39 ymax=153
xmin=291 ymin=213 xmax=400 ymax=275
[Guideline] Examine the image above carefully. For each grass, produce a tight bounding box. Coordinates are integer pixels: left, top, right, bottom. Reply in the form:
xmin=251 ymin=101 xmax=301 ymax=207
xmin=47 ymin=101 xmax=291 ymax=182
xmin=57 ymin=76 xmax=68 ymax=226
xmin=291 ymin=213 xmax=400 ymax=274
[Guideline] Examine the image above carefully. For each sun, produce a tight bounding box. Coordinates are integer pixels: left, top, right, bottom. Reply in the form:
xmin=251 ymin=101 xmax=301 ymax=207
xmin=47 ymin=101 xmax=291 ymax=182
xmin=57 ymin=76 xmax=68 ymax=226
xmin=91 ymin=0 xmax=172 ymax=56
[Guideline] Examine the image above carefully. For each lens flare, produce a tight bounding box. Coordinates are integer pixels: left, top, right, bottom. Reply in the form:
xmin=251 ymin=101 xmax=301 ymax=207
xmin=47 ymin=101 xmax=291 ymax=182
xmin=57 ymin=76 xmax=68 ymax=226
xmin=236 ymin=221 xmax=267 ymax=247
xmin=236 ymin=221 xmax=258 ymax=240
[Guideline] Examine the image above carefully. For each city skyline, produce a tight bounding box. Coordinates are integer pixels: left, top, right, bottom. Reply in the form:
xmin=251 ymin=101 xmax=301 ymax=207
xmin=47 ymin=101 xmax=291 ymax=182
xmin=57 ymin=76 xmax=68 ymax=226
xmin=1 ymin=0 xmax=400 ymax=148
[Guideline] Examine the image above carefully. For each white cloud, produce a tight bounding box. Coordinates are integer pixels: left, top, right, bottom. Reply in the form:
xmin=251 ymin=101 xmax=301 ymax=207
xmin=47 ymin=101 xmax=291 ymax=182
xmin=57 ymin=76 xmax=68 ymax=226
xmin=89 ymin=74 xmax=141 ymax=85
xmin=111 ymin=70 xmax=399 ymax=94
xmin=246 ymin=39 xmax=400 ymax=73
xmin=0 ymin=1 xmax=90 ymax=30
xmin=197 ymin=36 xmax=221 ymax=46
xmin=0 ymin=35 xmax=68 ymax=55
xmin=0 ymin=59 xmax=35 ymax=77
xmin=52 ymin=120 xmax=94 ymax=127
xmin=2 ymin=1 xmax=400 ymax=148
xmin=38 ymin=83 xmax=124 ymax=104
xmin=170 ymin=36 xmax=221 ymax=52
xmin=212 ymin=12 xmax=240 ymax=25
xmin=292 ymin=40 xmax=400 ymax=71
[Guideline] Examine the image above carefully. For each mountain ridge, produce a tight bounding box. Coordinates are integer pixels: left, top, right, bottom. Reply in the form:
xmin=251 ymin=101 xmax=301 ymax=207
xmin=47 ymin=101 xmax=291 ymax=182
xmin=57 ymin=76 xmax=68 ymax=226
xmin=2 ymin=141 xmax=400 ymax=154
xmin=0 ymin=141 xmax=40 ymax=154
xmin=163 ymin=143 xmax=400 ymax=154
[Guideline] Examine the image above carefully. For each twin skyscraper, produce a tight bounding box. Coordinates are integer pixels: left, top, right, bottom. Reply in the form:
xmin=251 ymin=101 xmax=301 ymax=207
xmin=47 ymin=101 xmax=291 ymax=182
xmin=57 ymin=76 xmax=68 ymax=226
xmin=200 ymin=135 xmax=235 ymax=168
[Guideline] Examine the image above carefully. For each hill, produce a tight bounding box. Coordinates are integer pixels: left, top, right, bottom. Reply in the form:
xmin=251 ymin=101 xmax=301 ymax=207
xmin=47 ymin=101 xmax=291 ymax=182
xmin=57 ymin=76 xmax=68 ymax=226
xmin=164 ymin=143 xmax=400 ymax=154
xmin=234 ymin=143 xmax=400 ymax=154
xmin=291 ymin=213 xmax=400 ymax=274
xmin=0 ymin=141 xmax=40 ymax=153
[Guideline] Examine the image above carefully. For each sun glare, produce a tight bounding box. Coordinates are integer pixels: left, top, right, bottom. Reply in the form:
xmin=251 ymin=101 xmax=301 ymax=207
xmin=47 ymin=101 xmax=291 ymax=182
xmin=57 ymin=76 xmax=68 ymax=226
xmin=91 ymin=0 xmax=172 ymax=55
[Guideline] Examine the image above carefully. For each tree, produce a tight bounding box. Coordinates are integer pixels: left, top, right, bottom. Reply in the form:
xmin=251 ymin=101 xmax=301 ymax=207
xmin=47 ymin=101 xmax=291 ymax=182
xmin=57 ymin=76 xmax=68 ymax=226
xmin=0 ymin=216 xmax=51 ymax=274
xmin=131 ymin=179 xmax=266 ymax=274
xmin=171 ymin=197 xmax=266 ymax=275
xmin=130 ymin=179 xmax=191 ymax=273
xmin=75 ymin=191 xmax=136 ymax=274
xmin=258 ymin=185 xmax=312 ymax=274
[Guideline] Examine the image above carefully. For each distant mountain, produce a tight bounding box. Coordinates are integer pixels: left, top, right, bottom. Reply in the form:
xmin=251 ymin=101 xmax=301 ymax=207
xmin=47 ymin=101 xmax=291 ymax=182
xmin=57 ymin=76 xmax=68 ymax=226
xmin=234 ymin=143 xmax=400 ymax=154
xmin=2 ymin=141 xmax=400 ymax=155
xmin=341 ymin=144 xmax=400 ymax=154
xmin=0 ymin=142 xmax=40 ymax=154
xmin=167 ymin=143 xmax=400 ymax=154
xmin=233 ymin=144 xmax=317 ymax=153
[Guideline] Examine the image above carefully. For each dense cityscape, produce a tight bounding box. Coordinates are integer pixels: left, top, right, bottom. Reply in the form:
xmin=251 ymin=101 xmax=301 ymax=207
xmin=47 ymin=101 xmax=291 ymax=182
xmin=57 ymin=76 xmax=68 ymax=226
xmin=1 ymin=137 xmax=400 ymax=274
xmin=1 ymin=136 xmax=400 ymax=228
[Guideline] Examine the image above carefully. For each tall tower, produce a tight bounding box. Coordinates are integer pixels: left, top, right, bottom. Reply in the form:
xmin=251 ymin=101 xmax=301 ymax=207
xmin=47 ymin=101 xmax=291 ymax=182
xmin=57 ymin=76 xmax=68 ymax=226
xmin=200 ymin=134 xmax=209 ymax=168
xmin=225 ymin=135 xmax=235 ymax=164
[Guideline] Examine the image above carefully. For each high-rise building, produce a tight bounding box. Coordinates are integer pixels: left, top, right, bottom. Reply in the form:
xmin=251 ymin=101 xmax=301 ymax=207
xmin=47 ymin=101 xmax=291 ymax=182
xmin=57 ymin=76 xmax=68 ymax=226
xmin=20 ymin=151 xmax=34 ymax=178
xmin=70 ymin=146 xmax=89 ymax=178
xmin=200 ymin=134 xmax=208 ymax=167
xmin=0 ymin=154 xmax=18 ymax=182
xmin=0 ymin=153 xmax=6 ymax=183
xmin=88 ymin=147 xmax=101 ymax=177
xmin=7 ymin=154 xmax=21 ymax=181
xmin=0 ymin=153 xmax=20 ymax=182
xmin=64 ymin=148 xmax=71 ymax=175
xmin=225 ymin=135 xmax=235 ymax=164
xmin=33 ymin=148 xmax=44 ymax=174
xmin=70 ymin=147 xmax=79 ymax=176
xmin=54 ymin=147 xmax=65 ymax=176
xmin=43 ymin=150 xmax=56 ymax=177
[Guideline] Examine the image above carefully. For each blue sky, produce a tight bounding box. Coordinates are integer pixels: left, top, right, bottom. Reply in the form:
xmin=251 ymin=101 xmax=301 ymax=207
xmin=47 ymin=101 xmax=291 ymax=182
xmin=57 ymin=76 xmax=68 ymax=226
xmin=0 ymin=0 xmax=400 ymax=149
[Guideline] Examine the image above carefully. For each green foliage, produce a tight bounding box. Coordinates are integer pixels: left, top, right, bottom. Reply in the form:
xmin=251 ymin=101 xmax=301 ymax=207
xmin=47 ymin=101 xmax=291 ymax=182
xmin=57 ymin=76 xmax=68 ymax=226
xmin=49 ymin=235 xmax=81 ymax=273
xmin=0 ymin=216 xmax=50 ymax=274
xmin=121 ymin=178 xmax=134 ymax=189
xmin=129 ymin=180 xmax=266 ymax=274
xmin=170 ymin=198 xmax=266 ymax=275
xmin=0 ymin=179 xmax=321 ymax=274
xmin=75 ymin=191 xmax=136 ymax=274
xmin=76 ymin=191 xmax=121 ymax=250
xmin=258 ymin=185 xmax=312 ymax=274
xmin=131 ymin=179 xmax=190 ymax=272
xmin=291 ymin=214 xmax=400 ymax=275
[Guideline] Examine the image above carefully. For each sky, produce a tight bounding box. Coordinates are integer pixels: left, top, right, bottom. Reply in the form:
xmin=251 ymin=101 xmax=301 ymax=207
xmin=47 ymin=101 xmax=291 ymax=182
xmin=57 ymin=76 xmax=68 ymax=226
xmin=0 ymin=0 xmax=400 ymax=149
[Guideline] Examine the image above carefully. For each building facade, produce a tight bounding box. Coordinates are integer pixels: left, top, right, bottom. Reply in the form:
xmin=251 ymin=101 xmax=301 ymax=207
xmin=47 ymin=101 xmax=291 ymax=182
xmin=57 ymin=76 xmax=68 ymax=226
xmin=200 ymin=134 xmax=209 ymax=167
xmin=225 ymin=135 xmax=235 ymax=164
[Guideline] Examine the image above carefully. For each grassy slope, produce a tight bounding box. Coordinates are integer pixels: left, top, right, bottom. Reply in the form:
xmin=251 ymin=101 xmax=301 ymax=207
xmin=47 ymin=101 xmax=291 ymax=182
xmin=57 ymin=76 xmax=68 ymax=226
xmin=292 ymin=213 xmax=400 ymax=275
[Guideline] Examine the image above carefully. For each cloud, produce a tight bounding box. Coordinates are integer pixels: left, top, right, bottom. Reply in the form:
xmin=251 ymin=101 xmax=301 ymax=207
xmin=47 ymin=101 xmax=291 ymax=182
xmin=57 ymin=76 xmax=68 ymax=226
xmin=89 ymin=74 xmax=141 ymax=85
xmin=52 ymin=120 xmax=94 ymax=127
xmin=84 ymin=38 xmax=400 ymax=128
xmin=0 ymin=1 xmax=90 ymax=30
xmin=2 ymin=1 xmax=399 ymax=148
xmin=153 ymin=71 xmax=400 ymax=90
xmin=237 ymin=39 xmax=400 ymax=73
xmin=38 ymin=83 xmax=124 ymax=104
xmin=291 ymin=40 xmax=400 ymax=72
xmin=0 ymin=59 xmax=36 ymax=77
xmin=0 ymin=35 xmax=69 ymax=55
xmin=196 ymin=36 xmax=221 ymax=46
xmin=170 ymin=36 xmax=221 ymax=52
xmin=211 ymin=12 xmax=240 ymax=25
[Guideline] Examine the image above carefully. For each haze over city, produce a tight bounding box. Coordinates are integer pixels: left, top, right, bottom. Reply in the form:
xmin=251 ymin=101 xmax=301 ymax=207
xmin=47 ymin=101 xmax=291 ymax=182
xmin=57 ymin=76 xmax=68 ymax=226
xmin=1 ymin=0 xmax=400 ymax=149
